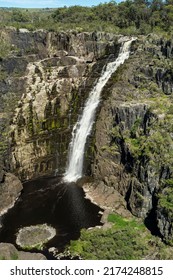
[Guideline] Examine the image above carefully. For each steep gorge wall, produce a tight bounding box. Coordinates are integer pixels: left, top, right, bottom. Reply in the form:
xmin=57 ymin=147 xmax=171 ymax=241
xmin=2 ymin=29 xmax=173 ymax=245
xmin=91 ymin=35 xmax=173 ymax=244
xmin=0 ymin=28 xmax=121 ymax=180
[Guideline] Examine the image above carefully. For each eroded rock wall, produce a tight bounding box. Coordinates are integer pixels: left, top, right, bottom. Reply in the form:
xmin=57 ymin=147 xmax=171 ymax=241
xmin=0 ymin=28 xmax=121 ymax=180
xmin=91 ymin=35 xmax=173 ymax=244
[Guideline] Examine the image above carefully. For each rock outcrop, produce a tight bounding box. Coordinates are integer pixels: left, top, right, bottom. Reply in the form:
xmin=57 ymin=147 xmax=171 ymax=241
xmin=0 ymin=172 xmax=22 ymax=217
xmin=0 ymin=28 xmax=121 ymax=180
xmin=0 ymin=243 xmax=46 ymax=260
xmin=156 ymin=181 xmax=173 ymax=245
xmin=16 ymin=224 xmax=56 ymax=250
xmin=91 ymin=35 xmax=173 ymax=243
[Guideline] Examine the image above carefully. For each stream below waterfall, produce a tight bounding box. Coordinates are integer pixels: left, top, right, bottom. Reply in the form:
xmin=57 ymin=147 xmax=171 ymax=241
xmin=0 ymin=176 xmax=102 ymax=258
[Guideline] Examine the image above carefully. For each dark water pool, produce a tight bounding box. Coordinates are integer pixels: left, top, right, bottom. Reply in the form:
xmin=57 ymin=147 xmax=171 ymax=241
xmin=0 ymin=176 xmax=102 ymax=257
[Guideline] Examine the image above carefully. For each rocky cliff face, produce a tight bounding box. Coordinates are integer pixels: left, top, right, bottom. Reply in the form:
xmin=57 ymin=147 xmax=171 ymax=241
xmin=0 ymin=28 xmax=120 ymax=180
xmin=91 ymin=34 xmax=173 ymax=244
xmin=1 ymin=29 xmax=173 ymax=246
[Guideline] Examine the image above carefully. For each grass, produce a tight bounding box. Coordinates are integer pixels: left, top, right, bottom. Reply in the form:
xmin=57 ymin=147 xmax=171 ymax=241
xmin=66 ymin=213 xmax=170 ymax=260
xmin=107 ymin=213 xmax=145 ymax=231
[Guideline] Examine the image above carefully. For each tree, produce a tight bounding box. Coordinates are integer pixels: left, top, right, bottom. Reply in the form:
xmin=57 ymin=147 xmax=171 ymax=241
xmin=11 ymin=9 xmax=29 ymax=23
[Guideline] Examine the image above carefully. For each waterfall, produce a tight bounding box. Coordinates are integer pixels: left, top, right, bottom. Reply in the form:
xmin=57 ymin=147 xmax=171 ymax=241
xmin=64 ymin=38 xmax=135 ymax=183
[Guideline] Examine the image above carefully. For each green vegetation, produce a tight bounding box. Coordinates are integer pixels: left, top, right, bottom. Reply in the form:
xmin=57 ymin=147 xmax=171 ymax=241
xmin=107 ymin=213 xmax=145 ymax=230
xmin=125 ymin=128 xmax=173 ymax=163
xmin=0 ymin=93 xmax=19 ymax=158
xmin=0 ymin=42 xmax=15 ymax=58
xmin=109 ymin=94 xmax=173 ymax=171
xmin=11 ymin=253 xmax=19 ymax=260
xmin=67 ymin=213 xmax=172 ymax=259
xmin=157 ymin=179 xmax=173 ymax=245
xmin=21 ymin=243 xmax=44 ymax=251
xmin=159 ymin=187 xmax=173 ymax=212
xmin=0 ymin=7 xmax=54 ymax=31
xmin=158 ymin=179 xmax=173 ymax=216
xmin=1 ymin=0 xmax=173 ymax=259
xmin=1 ymin=1 xmax=173 ymax=34
xmin=101 ymin=144 xmax=119 ymax=155
xmin=50 ymin=0 xmax=173 ymax=34
xmin=0 ymin=253 xmax=18 ymax=260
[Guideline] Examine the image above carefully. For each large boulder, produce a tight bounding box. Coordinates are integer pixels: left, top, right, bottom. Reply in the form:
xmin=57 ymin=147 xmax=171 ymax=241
xmin=0 ymin=243 xmax=46 ymax=260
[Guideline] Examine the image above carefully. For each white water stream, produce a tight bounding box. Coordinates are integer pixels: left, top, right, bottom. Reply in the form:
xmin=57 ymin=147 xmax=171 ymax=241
xmin=64 ymin=39 xmax=135 ymax=182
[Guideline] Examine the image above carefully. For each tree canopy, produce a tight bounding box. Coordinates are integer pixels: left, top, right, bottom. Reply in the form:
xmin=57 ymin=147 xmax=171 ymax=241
xmin=0 ymin=1 xmax=173 ymax=35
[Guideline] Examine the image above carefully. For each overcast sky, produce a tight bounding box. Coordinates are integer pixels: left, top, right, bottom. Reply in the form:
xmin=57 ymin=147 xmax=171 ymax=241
xmin=0 ymin=0 xmax=119 ymax=8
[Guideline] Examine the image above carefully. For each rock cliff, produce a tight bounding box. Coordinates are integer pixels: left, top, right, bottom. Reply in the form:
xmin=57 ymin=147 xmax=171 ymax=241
xmin=0 ymin=28 xmax=121 ymax=180
xmin=1 ymin=30 xmax=173 ymax=247
xmin=91 ymin=34 xmax=173 ymax=244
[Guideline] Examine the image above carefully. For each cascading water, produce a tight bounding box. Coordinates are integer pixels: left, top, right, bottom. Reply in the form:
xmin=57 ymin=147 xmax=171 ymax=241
xmin=64 ymin=38 xmax=135 ymax=183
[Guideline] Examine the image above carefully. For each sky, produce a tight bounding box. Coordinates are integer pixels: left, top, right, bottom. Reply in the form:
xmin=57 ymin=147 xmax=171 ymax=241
xmin=0 ymin=0 xmax=118 ymax=8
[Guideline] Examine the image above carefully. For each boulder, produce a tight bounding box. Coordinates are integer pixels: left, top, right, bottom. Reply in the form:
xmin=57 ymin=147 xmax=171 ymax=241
xmin=0 ymin=243 xmax=46 ymax=260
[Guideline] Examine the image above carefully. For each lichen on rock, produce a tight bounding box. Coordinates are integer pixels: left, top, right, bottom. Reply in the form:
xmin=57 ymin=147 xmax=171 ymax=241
xmin=16 ymin=224 xmax=56 ymax=250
